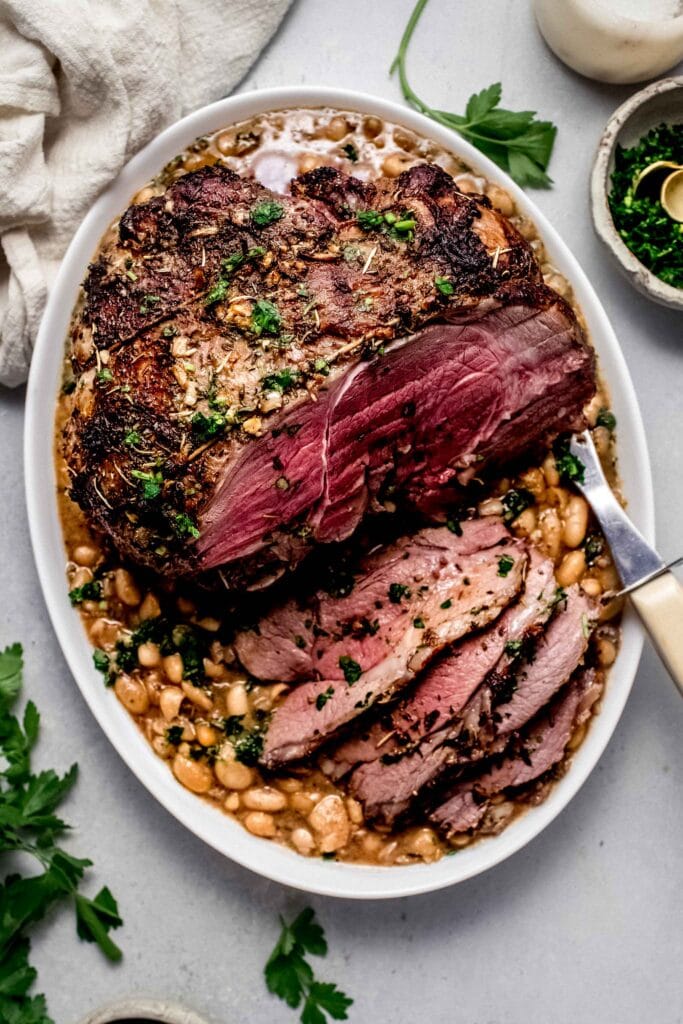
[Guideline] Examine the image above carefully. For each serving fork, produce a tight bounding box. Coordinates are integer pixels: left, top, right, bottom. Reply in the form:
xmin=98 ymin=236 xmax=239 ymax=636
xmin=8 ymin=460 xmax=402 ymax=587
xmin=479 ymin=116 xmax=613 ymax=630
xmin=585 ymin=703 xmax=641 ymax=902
xmin=569 ymin=432 xmax=683 ymax=697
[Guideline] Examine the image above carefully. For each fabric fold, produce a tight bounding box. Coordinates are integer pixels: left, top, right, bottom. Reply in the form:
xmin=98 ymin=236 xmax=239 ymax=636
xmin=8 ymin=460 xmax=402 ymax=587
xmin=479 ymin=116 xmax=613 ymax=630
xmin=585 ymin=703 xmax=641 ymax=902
xmin=0 ymin=0 xmax=293 ymax=387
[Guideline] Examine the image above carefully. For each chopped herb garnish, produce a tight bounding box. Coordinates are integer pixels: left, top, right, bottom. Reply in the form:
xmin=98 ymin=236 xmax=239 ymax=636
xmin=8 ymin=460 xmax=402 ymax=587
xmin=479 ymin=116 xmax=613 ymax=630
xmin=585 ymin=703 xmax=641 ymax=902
xmin=234 ymin=728 xmax=265 ymax=766
xmin=166 ymin=725 xmax=184 ymax=745
xmin=68 ymin=580 xmax=102 ymax=605
xmin=339 ymin=655 xmax=362 ymax=684
xmin=321 ymin=565 xmax=355 ymax=599
xmin=342 ymin=142 xmax=359 ymax=162
xmin=356 ymin=209 xmax=385 ymax=231
xmin=204 ymin=278 xmax=230 ymax=307
xmin=251 ymin=201 xmax=284 ymax=227
xmin=316 ymin=686 xmax=335 ymax=711
xmin=162 ymin=324 xmax=178 ymax=338
xmin=173 ymin=513 xmax=200 ymax=540
xmin=413 ymin=617 xmax=425 ymax=629
xmin=130 ymin=468 xmax=163 ymax=501
xmin=313 ymin=357 xmax=330 ymax=376
xmin=497 ymin=554 xmax=515 ymax=577
xmin=502 ymin=487 xmax=534 ymax=523
xmin=440 ymin=599 xmax=452 ymax=610
xmin=123 ymin=429 xmax=142 ymax=446
xmin=261 ymin=367 xmax=300 ymax=392
xmin=388 ymin=582 xmax=411 ymax=604
xmin=224 ymin=246 xmax=266 ymax=274
xmin=252 ymin=299 xmax=282 ymax=336
xmin=504 ymin=638 xmax=523 ymax=657
xmin=205 ymin=247 xmax=266 ymax=306
xmin=391 ymin=0 xmax=557 ymax=187
xmin=264 ymin=907 xmax=353 ymax=1024
xmin=139 ymin=293 xmax=161 ymax=315
xmin=435 ymin=276 xmax=454 ymax=296
xmin=92 ymin=648 xmax=112 ymax=681
xmin=583 ymin=533 xmax=604 ymax=566
xmin=596 ymin=408 xmax=617 ymax=432
xmin=553 ymin=438 xmax=586 ymax=485
xmin=356 ymin=207 xmax=416 ymax=240
xmin=96 ymin=368 xmax=113 ymax=384
xmin=581 ymin=613 xmax=592 ymax=639
xmin=192 ymin=410 xmax=228 ymax=440
xmin=446 ymin=516 xmax=463 ymax=536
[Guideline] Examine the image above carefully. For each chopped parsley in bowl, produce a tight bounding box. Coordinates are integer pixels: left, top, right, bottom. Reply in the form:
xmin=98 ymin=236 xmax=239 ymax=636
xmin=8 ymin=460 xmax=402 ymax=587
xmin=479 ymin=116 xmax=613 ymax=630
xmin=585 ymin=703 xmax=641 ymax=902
xmin=609 ymin=123 xmax=683 ymax=290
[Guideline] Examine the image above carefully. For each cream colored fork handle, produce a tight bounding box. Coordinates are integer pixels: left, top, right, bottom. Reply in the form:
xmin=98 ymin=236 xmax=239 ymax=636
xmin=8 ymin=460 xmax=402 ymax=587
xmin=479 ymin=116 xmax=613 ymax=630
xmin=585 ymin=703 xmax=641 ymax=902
xmin=630 ymin=571 xmax=683 ymax=698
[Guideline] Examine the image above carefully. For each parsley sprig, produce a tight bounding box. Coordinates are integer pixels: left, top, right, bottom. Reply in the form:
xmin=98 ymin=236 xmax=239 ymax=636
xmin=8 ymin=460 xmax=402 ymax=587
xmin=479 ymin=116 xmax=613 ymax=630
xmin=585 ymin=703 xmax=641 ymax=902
xmin=265 ymin=908 xmax=353 ymax=1024
xmin=0 ymin=644 xmax=123 ymax=1024
xmin=391 ymin=0 xmax=557 ymax=187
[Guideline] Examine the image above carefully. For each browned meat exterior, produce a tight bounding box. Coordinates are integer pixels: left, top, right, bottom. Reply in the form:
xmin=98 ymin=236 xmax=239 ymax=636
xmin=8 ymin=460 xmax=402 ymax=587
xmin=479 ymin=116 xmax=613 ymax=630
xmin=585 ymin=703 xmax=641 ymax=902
xmin=63 ymin=161 xmax=595 ymax=585
xmin=429 ymin=668 xmax=603 ymax=836
xmin=324 ymin=547 xmax=556 ymax=782
xmin=341 ymin=585 xmax=597 ymax=825
xmin=256 ymin=520 xmax=528 ymax=767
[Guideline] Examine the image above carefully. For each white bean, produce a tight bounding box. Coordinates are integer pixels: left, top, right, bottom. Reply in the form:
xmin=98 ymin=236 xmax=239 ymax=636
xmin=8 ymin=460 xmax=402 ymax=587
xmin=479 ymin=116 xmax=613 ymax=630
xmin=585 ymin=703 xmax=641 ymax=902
xmin=556 ymin=549 xmax=587 ymax=588
xmin=226 ymin=683 xmax=249 ymax=717
xmin=114 ymin=674 xmax=149 ymax=715
xmin=308 ymin=795 xmax=350 ymax=853
xmin=114 ymin=568 xmax=141 ymax=607
xmin=163 ymin=653 xmax=184 ymax=684
xmin=73 ymin=544 xmax=99 ymax=567
xmin=137 ymin=641 xmax=161 ymax=668
xmin=563 ymin=495 xmax=589 ymax=549
xmin=242 ymin=787 xmax=287 ymax=812
xmin=181 ymin=680 xmax=213 ymax=711
xmin=215 ymin=760 xmax=254 ymax=791
xmin=540 ymin=508 xmax=562 ymax=562
xmin=159 ymin=686 xmax=184 ymax=721
xmin=244 ymin=811 xmax=276 ymax=837
xmin=172 ymin=754 xmax=213 ymax=793
xmin=291 ymin=827 xmax=316 ymax=855
xmin=542 ymin=453 xmax=560 ymax=487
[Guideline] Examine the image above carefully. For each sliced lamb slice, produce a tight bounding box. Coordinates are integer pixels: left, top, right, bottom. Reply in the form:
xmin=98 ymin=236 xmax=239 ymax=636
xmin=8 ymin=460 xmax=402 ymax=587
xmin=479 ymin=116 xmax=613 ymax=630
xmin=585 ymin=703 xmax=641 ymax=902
xmin=494 ymin=585 xmax=598 ymax=735
xmin=429 ymin=668 xmax=603 ymax=836
xmin=346 ymin=583 xmax=596 ymax=825
xmin=259 ymin=522 xmax=527 ymax=767
xmin=236 ymin=517 xmax=513 ymax=683
xmin=325 ymin=547 xmax=556 ymax=782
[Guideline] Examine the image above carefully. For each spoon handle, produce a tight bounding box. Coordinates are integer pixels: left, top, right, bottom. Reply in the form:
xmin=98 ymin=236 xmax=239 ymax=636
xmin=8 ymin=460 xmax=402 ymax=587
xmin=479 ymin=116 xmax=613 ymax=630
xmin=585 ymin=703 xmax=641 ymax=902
xmin=630 ymin=570 xmax=683 ymax=698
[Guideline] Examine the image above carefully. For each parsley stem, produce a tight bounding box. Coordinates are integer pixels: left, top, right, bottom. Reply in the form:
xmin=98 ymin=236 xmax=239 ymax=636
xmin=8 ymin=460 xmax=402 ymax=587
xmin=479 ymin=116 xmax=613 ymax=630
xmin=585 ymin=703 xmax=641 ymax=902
xmin=390 ymin=0 xmax=432 ymax=113
xmin=390 ymin=0 xmax=557 ymax=187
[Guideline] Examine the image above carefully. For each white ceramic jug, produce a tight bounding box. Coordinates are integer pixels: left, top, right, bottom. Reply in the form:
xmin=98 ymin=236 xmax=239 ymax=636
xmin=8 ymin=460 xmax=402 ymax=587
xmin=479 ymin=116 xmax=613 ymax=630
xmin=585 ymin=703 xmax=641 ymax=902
xmin=533 ymin=0 xmax=683 ymax=83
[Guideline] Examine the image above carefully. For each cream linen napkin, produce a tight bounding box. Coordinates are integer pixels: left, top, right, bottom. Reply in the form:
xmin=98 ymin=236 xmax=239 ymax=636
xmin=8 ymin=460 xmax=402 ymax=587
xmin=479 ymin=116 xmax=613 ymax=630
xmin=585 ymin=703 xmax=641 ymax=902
xmin=0 ymin=0 xmax=292 ymax=386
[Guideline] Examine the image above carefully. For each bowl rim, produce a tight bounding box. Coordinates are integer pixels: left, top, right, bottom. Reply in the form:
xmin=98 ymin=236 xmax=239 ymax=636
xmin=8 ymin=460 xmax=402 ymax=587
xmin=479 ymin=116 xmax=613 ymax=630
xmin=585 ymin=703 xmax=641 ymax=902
xmin=25 ymin=85 xmax=653 ymax=900
xmin=590 ymin=75 xmax=683 ymax=308
xmin=76 ymin=997 xmax=212 ymax=1024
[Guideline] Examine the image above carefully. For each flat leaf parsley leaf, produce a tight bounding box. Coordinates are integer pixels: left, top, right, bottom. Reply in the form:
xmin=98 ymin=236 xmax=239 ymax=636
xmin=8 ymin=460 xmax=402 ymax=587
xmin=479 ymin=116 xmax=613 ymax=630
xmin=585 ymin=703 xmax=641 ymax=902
xmin=265 ymin=908 xmax=352 ymax=1024
xmin=0 ymin=644 xmax=123 ymax=1024
xmin=391 ymin=0 xmax=557 ymax=187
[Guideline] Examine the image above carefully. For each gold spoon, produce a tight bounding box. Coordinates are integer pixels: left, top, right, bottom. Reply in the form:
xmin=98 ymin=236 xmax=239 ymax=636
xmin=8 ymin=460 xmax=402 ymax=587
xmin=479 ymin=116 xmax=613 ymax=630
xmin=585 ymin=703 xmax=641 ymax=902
xmin=632 ymin=159 xmax=682 ymax=198
xmin=660 ymin=168 xmax=683 ymax=222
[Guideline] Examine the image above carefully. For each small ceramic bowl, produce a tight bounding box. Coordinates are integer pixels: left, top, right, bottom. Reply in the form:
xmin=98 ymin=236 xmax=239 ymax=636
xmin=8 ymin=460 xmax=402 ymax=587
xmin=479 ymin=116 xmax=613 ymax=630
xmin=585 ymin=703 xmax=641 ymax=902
xmin=591 ymin=76 xmax=683 ymax=310
xmin=76 ymin=997 xmax=211 ymax=1024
